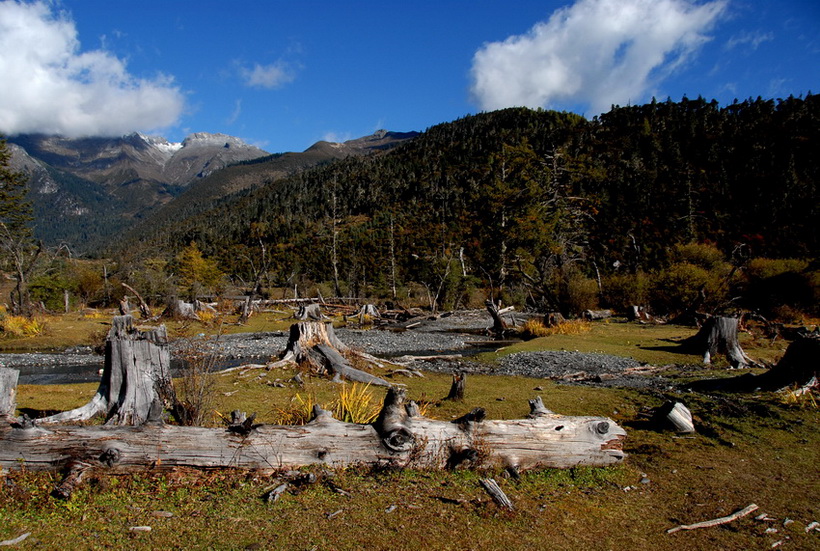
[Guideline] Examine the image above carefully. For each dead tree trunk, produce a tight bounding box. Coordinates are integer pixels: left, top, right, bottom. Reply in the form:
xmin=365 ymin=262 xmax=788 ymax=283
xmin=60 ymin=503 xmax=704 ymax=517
xmin=121 ymin=283 xmax=152 ymax=319
xmin=269 ymin=322 xmax=389 ymax=386
xmin=485 ymin=300 xmax=514 ymax=337
xmin=683 ymin=316 xmax=756 ymax=367
xmin=445 ymin=371 xmax=466 ymax=401
xmin=35 ymin=316 xmax=176 ymax=426
xmin=1 ymin=388 xmax=626 ymax=473
xmin=0 ymin=367 xmax=18 ymax=419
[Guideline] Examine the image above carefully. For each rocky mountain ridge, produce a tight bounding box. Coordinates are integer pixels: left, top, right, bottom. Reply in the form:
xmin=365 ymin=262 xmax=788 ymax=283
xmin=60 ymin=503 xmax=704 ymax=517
xmin=6 ymin=129 xmax=417 ymax=252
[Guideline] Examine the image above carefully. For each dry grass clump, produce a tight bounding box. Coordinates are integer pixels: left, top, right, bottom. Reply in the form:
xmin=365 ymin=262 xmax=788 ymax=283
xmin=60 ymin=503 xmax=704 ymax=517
xmin=521 ymin=318 xmax=592 ymax=338
xmin=273 ymin=383 xmax=382 ymax=425
xmin=0 ymin=314 xmax=45 ymax=337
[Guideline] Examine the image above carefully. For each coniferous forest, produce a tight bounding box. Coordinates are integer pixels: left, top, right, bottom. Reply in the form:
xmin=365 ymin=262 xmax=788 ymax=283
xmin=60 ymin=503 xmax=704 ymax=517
xmin=51 ymin=96 xmax=820 ymax=319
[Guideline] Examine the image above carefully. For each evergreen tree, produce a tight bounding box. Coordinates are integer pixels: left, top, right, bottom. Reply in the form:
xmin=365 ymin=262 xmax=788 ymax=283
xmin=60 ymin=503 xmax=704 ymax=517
xmin=0 ymin=138 xmax=38 ymax=314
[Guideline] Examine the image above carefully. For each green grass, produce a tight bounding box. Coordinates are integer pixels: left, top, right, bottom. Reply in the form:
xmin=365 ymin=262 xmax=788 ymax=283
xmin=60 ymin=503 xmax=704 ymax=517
xmin=3 ymin=319 xmax=818 ymax=550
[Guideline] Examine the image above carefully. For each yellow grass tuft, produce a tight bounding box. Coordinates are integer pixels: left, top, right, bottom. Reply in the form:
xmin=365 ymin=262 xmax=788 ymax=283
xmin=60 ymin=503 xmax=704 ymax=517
xmin=331 ymin=382 xmax=381 ymax=424
xmin=1 ymin=315 xmax=46 ymax=337
xmin=522 ymin=318 xmax=592 ymax=338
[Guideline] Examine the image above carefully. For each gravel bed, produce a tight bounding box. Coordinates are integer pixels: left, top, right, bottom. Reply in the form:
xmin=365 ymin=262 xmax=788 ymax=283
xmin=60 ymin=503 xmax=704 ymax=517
xmin=6 ymin=310 xmax=673 ymax=389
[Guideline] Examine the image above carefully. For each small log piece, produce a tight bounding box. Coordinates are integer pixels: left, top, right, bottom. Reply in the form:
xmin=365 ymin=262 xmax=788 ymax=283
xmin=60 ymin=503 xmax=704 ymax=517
xmin=654 ymin=401 xmax=696 ymax=433
xmin=479 ymin=478 xmax=514 ymax=510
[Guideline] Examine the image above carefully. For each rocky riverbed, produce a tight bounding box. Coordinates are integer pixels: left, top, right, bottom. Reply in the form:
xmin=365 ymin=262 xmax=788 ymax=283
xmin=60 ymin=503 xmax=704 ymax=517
xmin=3 ymin=310 xmax=670 ymax=388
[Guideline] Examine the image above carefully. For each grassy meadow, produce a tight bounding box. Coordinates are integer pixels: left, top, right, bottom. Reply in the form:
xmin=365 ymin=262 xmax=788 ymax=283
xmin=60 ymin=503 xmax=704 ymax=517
xmin=1 ymin=313 xmax=818 ymax=550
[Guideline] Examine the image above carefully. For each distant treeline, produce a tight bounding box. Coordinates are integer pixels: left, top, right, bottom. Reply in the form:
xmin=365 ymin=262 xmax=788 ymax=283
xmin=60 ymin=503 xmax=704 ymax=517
xmin=116 ymin=96 xmax=818 ymax=316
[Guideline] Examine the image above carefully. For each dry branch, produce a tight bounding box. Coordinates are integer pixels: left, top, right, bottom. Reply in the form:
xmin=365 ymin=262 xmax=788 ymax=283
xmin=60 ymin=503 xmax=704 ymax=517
xmin=667 ymin=503 xmax=759 ymax=534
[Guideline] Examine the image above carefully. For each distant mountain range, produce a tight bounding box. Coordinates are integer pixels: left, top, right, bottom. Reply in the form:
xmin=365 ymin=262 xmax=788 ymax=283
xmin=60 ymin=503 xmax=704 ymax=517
xmin=6 ymin=129 xmax=417 ymax=252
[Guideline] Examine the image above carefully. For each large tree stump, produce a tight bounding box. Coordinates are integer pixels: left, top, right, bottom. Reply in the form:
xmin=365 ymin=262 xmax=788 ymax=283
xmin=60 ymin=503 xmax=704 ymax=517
xmin=35 ymin=316 xmax=176 ymax=426
xmin=0 ymin=367 xmax=18 ymax=419
xmin=689 ymin=334 xmax=819 ymax=392
xmin=683 ymin=316 xmax=756 ymax=367
xmin=269 ymin=322 xmax=389 ymax=386
xmin=0 ymin=387 xmax=626 ymax=473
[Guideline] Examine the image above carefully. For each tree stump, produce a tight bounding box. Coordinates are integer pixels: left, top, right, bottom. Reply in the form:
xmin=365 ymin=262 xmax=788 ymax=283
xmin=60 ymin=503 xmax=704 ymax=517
xmin=270 ymin=322 xmax=390 ymax=386
xmin=683 ymin=316 xmax=756 ymax=367
xmin=446 ymin=372 xmax=466 ymax=401
xmin=0 ymin=367 xmax=18 ymax=419
xmin=36 ymin=316 xmax=176 ymax=426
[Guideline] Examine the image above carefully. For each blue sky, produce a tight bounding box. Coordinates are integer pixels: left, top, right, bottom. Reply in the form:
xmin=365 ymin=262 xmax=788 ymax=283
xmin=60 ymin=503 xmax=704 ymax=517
xmin=0 ymin=0 xmax=818 ymax=153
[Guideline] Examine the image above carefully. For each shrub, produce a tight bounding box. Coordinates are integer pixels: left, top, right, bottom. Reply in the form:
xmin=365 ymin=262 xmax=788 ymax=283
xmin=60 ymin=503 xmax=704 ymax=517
xmin=565 ymin=273 xmax=600 ymax=315
xmin=650 ymin=262 xmax=727 ymax=315
xmin=742 ymin=258 xmax=817 ymax=317
xmin=602 ymin=271 xmax=649 ymax=312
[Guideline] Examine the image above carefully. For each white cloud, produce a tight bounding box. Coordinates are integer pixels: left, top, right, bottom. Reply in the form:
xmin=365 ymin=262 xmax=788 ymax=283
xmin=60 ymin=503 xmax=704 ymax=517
xmin=239 ymin=61 xmax=296 ymax=89
xmin=725 ymin=30 xmax=774 ymax=51
xmin=470 ymin=0 xmax=727 ymax=114
xmin=0 ymin=1 xmax=184 ymax=137
xmin=226 ymin=99 xmax=242 ymax=125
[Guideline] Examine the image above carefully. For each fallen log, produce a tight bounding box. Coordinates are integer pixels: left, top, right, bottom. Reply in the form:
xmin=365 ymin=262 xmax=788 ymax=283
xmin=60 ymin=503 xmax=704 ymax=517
xmin=0 ymin=388 xmax=626 ymax=473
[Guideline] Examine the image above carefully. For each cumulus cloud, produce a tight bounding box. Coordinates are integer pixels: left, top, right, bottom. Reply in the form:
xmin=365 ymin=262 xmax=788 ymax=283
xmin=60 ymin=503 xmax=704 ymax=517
xmin=470 ymin=0 xmax=727 ymax=114
xmin=0 ymin=1 xmax=184 ymax=137
xmin=239 ymin=61 xmax=296 ymax=89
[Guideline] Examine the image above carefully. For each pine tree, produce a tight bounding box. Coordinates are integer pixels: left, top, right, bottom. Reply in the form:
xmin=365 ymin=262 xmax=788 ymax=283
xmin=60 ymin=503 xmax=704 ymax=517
xmin=0 ymin=138 xmax=38 ymax=315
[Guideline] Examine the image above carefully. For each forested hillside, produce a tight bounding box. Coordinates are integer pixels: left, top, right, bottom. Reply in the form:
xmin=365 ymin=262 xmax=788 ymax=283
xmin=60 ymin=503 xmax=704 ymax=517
xmin=115 ymin=96 xmax=818 ymax=317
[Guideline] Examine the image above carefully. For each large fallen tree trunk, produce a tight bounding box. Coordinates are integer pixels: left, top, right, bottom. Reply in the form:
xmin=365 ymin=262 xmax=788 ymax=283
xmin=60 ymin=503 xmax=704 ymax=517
xmin=0 ymin=388 xmax=625 ymax=473
xmin=35 ymin=315 xmax=176 ymax=425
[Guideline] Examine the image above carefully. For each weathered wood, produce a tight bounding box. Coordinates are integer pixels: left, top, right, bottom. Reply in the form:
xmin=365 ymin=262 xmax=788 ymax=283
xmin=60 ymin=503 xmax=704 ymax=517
xmin=654 ymin=401 xmax=696 ymax=434
xmin=689 ymin=334 xmax=819 ymax=392
xmin=684 ymin=316 xmax=756 ymax=367
xmin=309 ymin=344 xmax=390 ymax=387
xmin=479 ymin=478 xmax=514 ymax=510
xmin=445 ymin=371 xmax=466 ymax=401
xmin=295 ymin=303 xmax=324 ymax=321
xmin=485 ymin=300 xmax=513 ymax=336
xmin=269 ymin=322 xmax=388 ymax=384
xmin=356 ymin=304 xmax=380 ymax=324
xmin=121 ymin=283 xmax=152 ymax=319
xmin=583 ymin=309 xmax=612 ymax=321
xmin=667 ymin=503 xmax=758 ymax=534
xmin=0 ymin=367 xmax=19 ymax=418
xmin=34 ymin=316 xmax=175 ymax=426
xmin=0 ymin=389 xmax=626 ymax=473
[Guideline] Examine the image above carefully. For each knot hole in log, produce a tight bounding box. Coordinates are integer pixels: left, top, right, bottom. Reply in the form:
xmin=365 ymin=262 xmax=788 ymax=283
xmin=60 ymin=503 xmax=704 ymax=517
xmin=374 ymin=387 xmax=416 ymax=453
